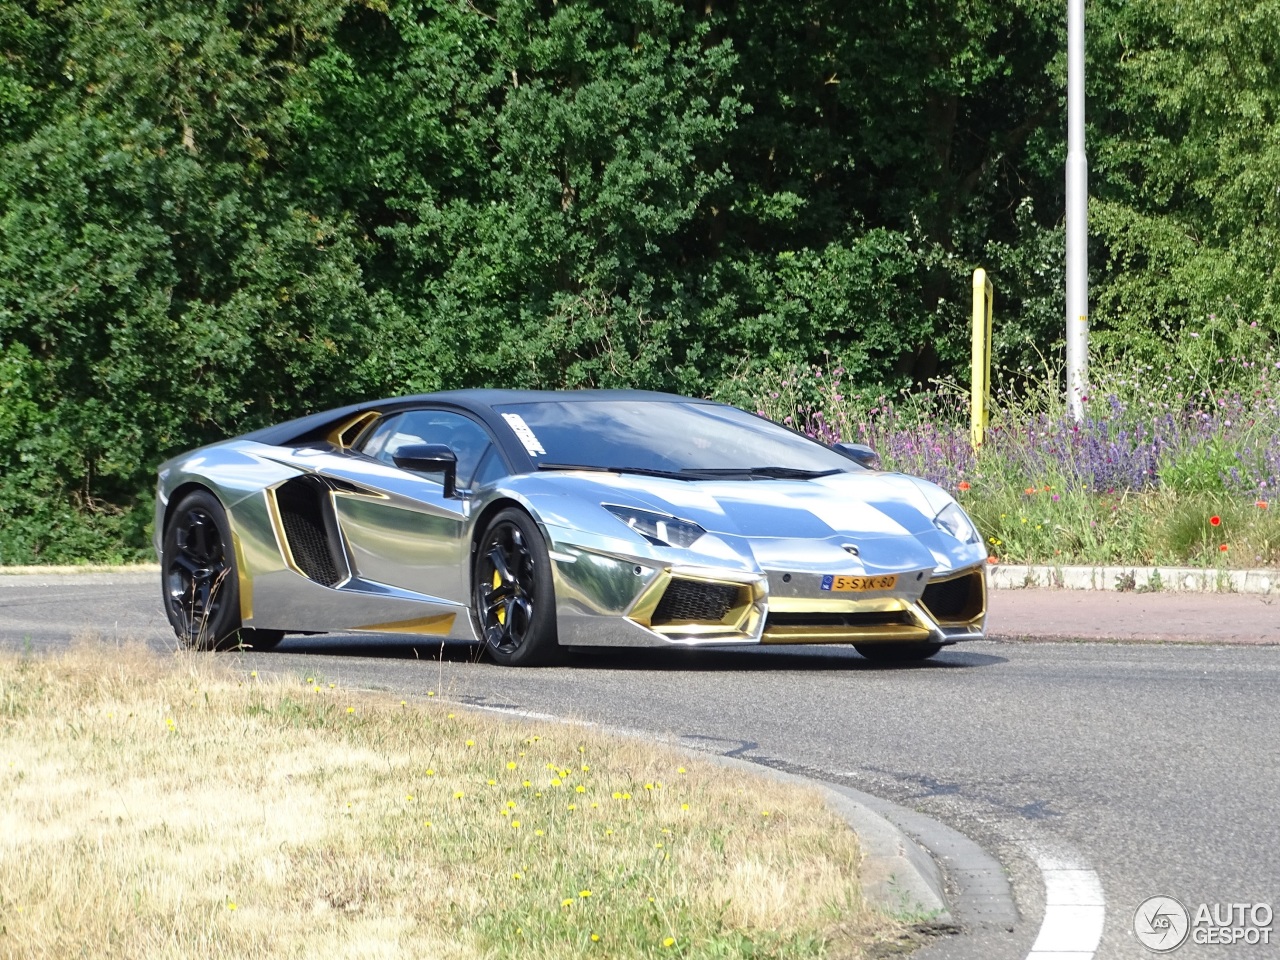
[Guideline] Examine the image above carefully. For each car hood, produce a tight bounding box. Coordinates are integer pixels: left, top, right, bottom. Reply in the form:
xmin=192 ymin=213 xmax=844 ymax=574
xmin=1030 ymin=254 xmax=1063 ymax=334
xmin=531 ymin=470 xmax=950 ymax=541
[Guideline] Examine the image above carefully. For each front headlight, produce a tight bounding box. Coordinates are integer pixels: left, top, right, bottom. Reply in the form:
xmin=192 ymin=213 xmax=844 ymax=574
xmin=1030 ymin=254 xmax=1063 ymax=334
xmin=603 ymin=504 xmax=706 ymax=548
xmin=934 ymin=501 xmax=980 ymax=544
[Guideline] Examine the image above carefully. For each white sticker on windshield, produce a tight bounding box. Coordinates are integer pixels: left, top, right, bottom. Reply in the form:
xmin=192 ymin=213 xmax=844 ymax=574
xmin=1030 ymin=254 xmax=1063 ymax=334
xmin=502 ymin=413 xmax=547 ymax=456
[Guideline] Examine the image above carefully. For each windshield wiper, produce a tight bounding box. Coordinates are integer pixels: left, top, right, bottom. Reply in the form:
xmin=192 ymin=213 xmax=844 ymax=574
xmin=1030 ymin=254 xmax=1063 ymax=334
xmin=681 ymin=466 xmax=845 ymax=480
xmin=537 ymin=463 xmax=698 ymax=481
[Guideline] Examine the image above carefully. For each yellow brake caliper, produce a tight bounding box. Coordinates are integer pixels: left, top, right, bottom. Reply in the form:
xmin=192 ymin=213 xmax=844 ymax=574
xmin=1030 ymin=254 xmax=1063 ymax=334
xmin=493 ymin=569 xmax=506 ymax=624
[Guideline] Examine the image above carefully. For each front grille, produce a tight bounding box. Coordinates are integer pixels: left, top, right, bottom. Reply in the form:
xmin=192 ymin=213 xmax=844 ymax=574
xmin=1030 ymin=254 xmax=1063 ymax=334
xmin=764 ymin=611 xmax=912 ymax=630
xmin=920 ymin=570 xmax=984 ymax=623
xmin=652 ymin=580 xmax=740 ymax=624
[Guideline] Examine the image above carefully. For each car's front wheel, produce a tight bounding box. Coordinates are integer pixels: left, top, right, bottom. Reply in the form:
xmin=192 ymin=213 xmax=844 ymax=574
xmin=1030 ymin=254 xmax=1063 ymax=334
xmin=854 ymin=642 xmax=944 ymax=663
xmin=473 ymin=508 xmax=560 ymax=666
xmin=161 ymin=490 xmax=283 ymax=651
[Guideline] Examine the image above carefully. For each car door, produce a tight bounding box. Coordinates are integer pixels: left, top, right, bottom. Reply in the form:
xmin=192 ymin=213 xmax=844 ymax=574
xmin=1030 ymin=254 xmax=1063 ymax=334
xmin=321 ymin=409 xmax=504 ymax=603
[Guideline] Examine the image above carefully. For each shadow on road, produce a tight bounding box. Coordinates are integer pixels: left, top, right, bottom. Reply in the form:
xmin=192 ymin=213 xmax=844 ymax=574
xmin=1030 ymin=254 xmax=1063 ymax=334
xmin=261 ymin=635 xmax=1007 ymax=672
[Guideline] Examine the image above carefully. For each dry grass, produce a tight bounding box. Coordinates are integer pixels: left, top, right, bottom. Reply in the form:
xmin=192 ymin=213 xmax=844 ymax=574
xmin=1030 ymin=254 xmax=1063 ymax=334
xmin=0 ymin=639 xmax=903 ymax=959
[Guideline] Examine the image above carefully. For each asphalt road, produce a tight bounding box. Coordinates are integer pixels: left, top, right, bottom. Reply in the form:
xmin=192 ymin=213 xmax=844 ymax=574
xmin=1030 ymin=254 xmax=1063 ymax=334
xmin=3 ymin=571 xmax=1277 ymax=959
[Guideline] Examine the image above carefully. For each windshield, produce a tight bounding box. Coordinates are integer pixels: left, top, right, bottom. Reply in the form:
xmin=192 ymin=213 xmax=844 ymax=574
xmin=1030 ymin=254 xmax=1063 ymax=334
xmin=493 ymin=399 xmax=859 ymax=477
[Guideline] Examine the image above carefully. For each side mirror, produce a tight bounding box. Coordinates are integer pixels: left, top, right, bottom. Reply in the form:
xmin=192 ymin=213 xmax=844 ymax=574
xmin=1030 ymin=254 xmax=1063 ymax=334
xmin=832 ymin=442 xmax=881 ymax=471
xmin=392 ymin=443 xmax=459 ymax=497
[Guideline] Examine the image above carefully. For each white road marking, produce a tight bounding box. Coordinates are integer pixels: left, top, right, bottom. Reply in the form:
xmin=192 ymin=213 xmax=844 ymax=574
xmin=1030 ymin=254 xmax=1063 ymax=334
xmin=1026 ymin=848 xmax=1106 ymax=960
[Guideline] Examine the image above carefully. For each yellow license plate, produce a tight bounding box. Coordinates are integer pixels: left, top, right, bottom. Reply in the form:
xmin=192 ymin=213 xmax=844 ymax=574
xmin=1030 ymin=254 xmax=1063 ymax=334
xmin=822 ymin=574 xmax=898 ymax=592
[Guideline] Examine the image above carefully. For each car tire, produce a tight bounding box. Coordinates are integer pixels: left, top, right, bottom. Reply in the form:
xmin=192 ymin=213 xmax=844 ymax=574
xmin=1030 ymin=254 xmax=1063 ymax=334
xmin=854 ymin=642 xmax=944 ymax=663
xmin=473 ymin=507 xmax=560 ymax=667
xmin=161 ymin=490 xmax=284 ymax=652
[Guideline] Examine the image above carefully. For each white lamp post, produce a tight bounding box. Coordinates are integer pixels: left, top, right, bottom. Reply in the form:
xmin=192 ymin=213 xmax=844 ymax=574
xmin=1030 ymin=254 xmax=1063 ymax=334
xmin=1065 ymin=0 xmax=1088 ymax=419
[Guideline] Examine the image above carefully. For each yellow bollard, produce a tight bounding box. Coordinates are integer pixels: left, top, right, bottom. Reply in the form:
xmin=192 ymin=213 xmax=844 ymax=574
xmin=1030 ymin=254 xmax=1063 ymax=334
xmin=970 ymin=269 xmax=993 ymax=450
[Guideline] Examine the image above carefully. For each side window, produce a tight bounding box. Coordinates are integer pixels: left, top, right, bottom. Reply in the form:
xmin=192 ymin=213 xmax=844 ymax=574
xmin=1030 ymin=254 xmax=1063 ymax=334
xmin=359 ymin=410 xmax=498 ymax=489
xmin=472 ymin=446 xmax=509 ymax=487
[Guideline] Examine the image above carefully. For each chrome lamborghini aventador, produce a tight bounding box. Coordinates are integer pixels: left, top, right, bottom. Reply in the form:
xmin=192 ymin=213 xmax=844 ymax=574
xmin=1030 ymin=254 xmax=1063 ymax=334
xmin=155 ymin=390 xmax=987 ymax=665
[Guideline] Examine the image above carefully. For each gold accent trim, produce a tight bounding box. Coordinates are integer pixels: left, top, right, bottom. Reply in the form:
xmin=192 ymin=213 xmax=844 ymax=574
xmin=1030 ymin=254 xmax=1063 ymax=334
xmin=327 ymin=410 xmax=381 ymax=450
xmin=265 ymin=489 xmax=305 ymax=577
xmin=352 ymin=614 xmax=456 ymax=635
xmin=761 ymin=622 xmax=932 ymax=645
xmin=767 ymin=596 xmax=907 ymax=614
xmin=625 ymin=570 xmax=673 ymax=628
xmin=231 ymin=530 xmax=253 ymax=622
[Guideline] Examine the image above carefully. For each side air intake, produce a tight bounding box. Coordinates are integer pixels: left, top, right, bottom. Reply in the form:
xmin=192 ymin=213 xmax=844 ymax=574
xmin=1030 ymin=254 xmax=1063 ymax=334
xmin=273 ymin=476 xmax=347 ymax=587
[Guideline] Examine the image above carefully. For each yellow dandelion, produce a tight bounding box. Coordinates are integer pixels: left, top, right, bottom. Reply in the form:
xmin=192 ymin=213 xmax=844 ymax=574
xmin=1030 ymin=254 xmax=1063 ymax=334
xmin=507 ymin=761 xmax=518 ymax=770
xmin=591 ymin=802 xmax=599 ymax=809
xmin=579 ymin=890 xmax=592 ymax=898
xmin=428 ymin=691 xmax=436 ymax=697
xmin=551 ymin=778 xmax=562 ymax=787
xmin=405 ymin=795 xmax=415 ymax=802
xmin=605 ymin=829 xmax=614 ymax=836
xmin=761 ymin=811 xmax=770 ymax=817
xmin=582 ymin=763 xmax=590 ymax=772
xmin=426 ymin=769 xmax=436 ymax=776
xmin=506 ymin=799 xmax=517 ymax=809
xmin=677 ymin=767 xmax=686 ymax=774
xmin=306 ymin=677 xmax=314 ymax=683
xmin=227 ymin=901 xmax=237 ymax=911
xmin=523 ymin=780 xmax=532 ymax=788
xmin=575 ymin=784 xmax=586 ymax=793
xmin=535 ymin=829 xmax=544 ymax=836
xmin=400 ymin=700 xmax=406 ymax=707
xmin=465 ymin=739 xmax=475 ymax=747
xmin=453 ymin=790 xmax=465 ymax=799
xmin=561 ymin=898 xmax=573 ymax=908
xmin=511 ymin=820 xmax=521 ymax=829
xmin=567 ymin=804 xmax=576 ymax=811
xmin=612 ymin=791 xmax=622 ymax=800
xmin=663 ymin=937 xmax=675 ymax=948
xmin=250 ymin=671 xmax=257 ymax=678
xmin=591 ymin=933 xmax=600 ymax=942
xmin=448 ymin=712 xmax=455 ymax=718
xmin=513 ymin=872 xmax=523 ymax=880
xmin=644 ymin=783 xmax=654 ymax=791
xmin=424 ymin=820 xmax=432 ymax=828
xmin=681 ymin=803 xmax=689 ymax=811
xmin=488 ymin=779 xmax=497 ymax=786
xmin=328 ymin=682 xmax=335 ymax=689
xmin=346 ymin=706 xmax=355 ymax=714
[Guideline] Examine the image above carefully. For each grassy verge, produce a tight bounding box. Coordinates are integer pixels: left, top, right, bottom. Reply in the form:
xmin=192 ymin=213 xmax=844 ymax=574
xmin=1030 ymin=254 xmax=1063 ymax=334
xmin=0 ymin=641 xmax=904 ymax=959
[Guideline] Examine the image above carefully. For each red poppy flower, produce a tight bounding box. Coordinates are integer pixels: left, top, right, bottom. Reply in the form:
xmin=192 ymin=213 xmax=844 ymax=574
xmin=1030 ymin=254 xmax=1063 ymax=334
xmin=1258 ymin=501 xmax=1269 ymax=510
xmin=1210 ymin=515 xmax=1222 ymax=526
xmin=1024 ymin=487 xmax=1036 ymax=495
xmin=958 ymin=481 xmax=971 ymax=491
xmin=1219 ymin=544 xmax=1229 ymax=552
xmin=986 ymin=556 xmax=998 ymax=565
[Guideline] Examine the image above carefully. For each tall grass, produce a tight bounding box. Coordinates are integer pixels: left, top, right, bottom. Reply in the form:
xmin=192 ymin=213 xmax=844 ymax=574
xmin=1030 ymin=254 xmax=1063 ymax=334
xmin=726 ymin=320 xmax=1280 ymax=567
xmin=0 ymin=640 xmax=902 ymax=960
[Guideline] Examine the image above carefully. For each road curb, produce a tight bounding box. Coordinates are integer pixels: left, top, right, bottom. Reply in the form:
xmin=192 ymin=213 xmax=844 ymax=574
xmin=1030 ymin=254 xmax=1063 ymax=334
xmin=987 ymin=563 xmax=1278 ymax=595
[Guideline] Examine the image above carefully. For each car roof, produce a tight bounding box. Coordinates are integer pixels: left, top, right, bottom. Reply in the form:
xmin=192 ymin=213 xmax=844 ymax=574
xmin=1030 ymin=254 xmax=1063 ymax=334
xmin=239 ymin=388 xmax=706 ymax=447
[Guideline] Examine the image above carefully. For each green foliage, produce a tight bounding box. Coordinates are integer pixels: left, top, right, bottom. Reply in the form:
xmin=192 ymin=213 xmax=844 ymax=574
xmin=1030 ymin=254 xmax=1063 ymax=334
xmin=2 ymin=0 xmax=1279 ymax=562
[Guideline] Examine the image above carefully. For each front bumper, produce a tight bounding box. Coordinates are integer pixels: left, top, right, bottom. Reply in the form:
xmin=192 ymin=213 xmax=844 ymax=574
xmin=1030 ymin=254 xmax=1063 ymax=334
xmin=551 ymin=543 xmax=987 ymax=648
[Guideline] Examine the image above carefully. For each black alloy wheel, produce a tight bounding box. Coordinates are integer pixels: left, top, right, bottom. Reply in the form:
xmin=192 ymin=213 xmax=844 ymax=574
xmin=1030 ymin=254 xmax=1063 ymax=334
xmin=854 ymin=641 xmax=945 ymax=663
xmin=474 ymin=508 xmax=559 ymax=666
xmin=162 ymin=490 xmax=282 ymax=651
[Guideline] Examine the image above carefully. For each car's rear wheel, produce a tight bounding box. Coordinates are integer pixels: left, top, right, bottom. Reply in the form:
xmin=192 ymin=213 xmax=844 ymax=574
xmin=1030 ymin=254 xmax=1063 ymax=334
xmin=473 ymin=508 xmax=559 ymax=666
xmin=854 ymin=642 xmax=944 ymax=663
xmin=162 ymin=490 xmax=284 ymax=652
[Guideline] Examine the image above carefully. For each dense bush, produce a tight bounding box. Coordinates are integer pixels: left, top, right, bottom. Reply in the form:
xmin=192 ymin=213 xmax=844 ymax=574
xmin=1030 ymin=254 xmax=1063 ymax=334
xmin=0 ymin=0 xmax=1276 ymax=561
